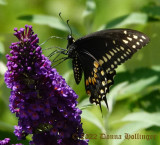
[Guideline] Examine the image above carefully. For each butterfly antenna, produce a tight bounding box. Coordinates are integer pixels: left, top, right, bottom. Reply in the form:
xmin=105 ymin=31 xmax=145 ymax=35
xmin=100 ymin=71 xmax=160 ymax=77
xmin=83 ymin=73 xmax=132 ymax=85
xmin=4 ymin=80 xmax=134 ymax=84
xmin=67 ymin=20 xmax=72 ymax=36
xmin=59 ymin=12 xmax=72 ymax=36
xmin=40 ymin=36 xmax=65 ymax=47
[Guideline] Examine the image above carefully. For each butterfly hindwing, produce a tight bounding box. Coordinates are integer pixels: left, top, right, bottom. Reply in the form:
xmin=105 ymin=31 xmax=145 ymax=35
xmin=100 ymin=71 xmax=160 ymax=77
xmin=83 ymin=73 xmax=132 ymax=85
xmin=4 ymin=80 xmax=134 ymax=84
xmin=78 ymin=51 xmax=115 ymax=109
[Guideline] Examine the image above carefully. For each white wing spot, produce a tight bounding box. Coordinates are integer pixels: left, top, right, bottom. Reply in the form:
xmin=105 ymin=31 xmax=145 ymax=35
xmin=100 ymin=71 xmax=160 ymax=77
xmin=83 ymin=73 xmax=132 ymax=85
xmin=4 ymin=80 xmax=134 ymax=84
xmin=140 ymin=39 xmax=143 ymax=42
xmin=117 ymin=58 xmax=121 ymax=62
xmin=132 ymin=45 xmax=136 ymax=48
xmin=113 ymin=40 xmax=116 ymax=44
xmin=141 ymin=35 xmax=146 ymax=40
xmin=127 ymin=37 xmax=132 ymax=41
xmin=136 ymin=42 xmax=140 ymax=45
xmin=100 ymin=89 xmax=104 ymax=94
xmin=133 ymin=35 xmax=138 ymax=39
xmin=124 ymin=30 xmax=127 ymax=34
xmin=123 ymin=40 xmax=128 ymax=44
xmin=105 ymin=42 xmax=108 ymax=47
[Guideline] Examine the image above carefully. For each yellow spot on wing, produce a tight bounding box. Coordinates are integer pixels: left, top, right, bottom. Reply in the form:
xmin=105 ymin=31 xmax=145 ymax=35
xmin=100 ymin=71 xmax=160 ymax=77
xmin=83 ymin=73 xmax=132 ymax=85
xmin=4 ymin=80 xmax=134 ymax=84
xmin=94 ymin=73 xmax=98 ymax=78
xmin=99 ymin=59 xmax=104 ymax=66
xmin=94 ymin=61 xmax=99 ymax=68
xmin=106 ymin=53 xmax=111 ymax=59
xmin=101 ymin=70 xmax=105 ymax=76
xmin=93 ymin=68 xmax=97 ymax=73
xmin=109 ymin=51 xmax=114 ymax=56
xmin=103 ymin=56 xmax=108 ymax=62
xmin=102 ymin=81 xmax=105 ymax=86
xmin=86 ymin=79 xmax=89 ymax=86
xmin=120 ymin=46 xmax=124 ymax=50
xmin=107 ymin=80 xmax=112 ymax=83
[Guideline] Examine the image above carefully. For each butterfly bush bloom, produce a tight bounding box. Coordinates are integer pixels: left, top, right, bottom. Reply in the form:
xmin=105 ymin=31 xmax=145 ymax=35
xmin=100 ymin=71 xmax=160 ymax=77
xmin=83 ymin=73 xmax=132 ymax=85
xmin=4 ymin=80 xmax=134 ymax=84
xmin=0 ymin=138 xmax=10 ymax=145
xmin=5 ymin=25 xmax=88 ymax=145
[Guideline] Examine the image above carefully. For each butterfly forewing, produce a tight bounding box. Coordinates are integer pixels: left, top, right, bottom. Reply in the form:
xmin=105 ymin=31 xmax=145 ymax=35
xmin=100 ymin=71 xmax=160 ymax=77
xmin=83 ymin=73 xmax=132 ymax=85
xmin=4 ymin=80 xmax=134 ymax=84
xmin=75 ymin=29 xmax=150 ymax=73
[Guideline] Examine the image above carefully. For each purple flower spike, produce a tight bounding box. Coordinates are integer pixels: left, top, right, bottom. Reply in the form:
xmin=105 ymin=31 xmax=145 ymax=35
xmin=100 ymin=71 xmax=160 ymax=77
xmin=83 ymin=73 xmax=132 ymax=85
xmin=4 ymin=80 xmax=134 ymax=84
xmin=0 ymin=138 xmax=10 ymax=145
xmin=5 ymin=25 xmax=88 ymax=145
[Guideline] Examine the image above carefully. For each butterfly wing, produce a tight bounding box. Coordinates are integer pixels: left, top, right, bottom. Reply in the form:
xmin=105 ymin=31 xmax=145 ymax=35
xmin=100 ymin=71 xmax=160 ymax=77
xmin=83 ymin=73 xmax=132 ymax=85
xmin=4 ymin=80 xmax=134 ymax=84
xmin=78 ymin=51 xmax=114 ymax=110
xmin=71 ymin=29 xmax=150 ymax=109
xmin=74 ymin=29 xmax=150 ymax=73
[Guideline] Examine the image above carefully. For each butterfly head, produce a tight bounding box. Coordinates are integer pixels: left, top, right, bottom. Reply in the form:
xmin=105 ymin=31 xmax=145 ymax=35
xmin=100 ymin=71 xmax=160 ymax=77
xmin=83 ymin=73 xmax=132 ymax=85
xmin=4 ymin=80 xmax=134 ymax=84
xmin=67 ymin=35 xmax=75 ymax=49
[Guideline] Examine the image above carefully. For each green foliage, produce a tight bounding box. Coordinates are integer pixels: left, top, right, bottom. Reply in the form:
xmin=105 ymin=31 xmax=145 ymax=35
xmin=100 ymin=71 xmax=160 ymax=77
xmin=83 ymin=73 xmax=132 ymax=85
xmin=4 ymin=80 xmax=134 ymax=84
xmin=1 ymin=0 xmax=160 ymax=145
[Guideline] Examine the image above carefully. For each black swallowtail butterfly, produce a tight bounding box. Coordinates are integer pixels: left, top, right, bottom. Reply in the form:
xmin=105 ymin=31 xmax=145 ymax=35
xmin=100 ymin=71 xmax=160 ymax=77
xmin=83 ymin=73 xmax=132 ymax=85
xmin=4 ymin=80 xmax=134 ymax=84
xmin=64 ymin=28 xmax=150 ymax=111
xmin=51 ymin=15 xmax=150 ymax=111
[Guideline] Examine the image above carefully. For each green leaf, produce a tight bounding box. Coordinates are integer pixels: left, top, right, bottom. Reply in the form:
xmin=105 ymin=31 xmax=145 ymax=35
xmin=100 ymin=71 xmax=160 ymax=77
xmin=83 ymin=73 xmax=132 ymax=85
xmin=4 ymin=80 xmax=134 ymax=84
xmin=82 ymin=0 xmax=96 ymax=33
xmin=0 ymin=121 xmax=13 ymax=132
xmin=81 ymin=109 xmax=106 ymax=133
xmin=113 ymin=67 xmax=160 ymax=100
xmin=18 ymin=14 xmax=80 ymax=35
xmin=18 ymin=15 xmax=67 ymax=31
xmin=117 ymin=76 xmax=158 ymax=100
xmin=100 ymin=12 xmax=148 ymax=29
xmin=121 ymin=112 xmax=160 ymax=126
xmin=142 ymin=5 xmax=160 ymax=20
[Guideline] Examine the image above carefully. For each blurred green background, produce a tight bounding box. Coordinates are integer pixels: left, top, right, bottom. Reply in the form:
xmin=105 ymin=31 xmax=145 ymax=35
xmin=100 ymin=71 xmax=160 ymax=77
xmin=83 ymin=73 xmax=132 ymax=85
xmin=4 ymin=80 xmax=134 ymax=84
xmin=0 ymin=0 xmax=160 ymax=144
